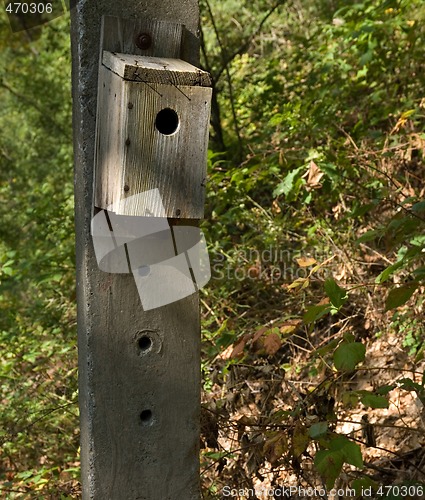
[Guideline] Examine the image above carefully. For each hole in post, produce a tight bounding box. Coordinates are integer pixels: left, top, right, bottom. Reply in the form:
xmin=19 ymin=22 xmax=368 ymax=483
xmin=140 ymin=410 xmax=153 ymax=424
xmin=155 ymin=108 xmax=179 ymax=136
xmin=135 ymin=330 xmax=162 ymax=356
xmin=138 ymin=335 xmax=152 ymax=352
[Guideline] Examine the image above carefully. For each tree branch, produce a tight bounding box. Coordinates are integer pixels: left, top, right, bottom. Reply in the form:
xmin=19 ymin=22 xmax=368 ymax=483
xmin=0 ymin=79 xmax=69 ymax=138
xmin=200 ymin=21 xmax=226 ymax=152
xmin=204 ymin=0 xmax=244 ymax=160
xmin=214 ymin=0 xmax=287 ymax=84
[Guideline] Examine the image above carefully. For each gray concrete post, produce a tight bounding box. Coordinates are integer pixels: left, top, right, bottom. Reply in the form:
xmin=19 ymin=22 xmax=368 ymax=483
xmin=70 ymin=2 xmax=203 ymax=498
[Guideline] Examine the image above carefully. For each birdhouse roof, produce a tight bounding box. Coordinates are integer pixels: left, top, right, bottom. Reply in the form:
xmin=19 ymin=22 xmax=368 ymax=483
xmin=102 ymin=51 xmax=212 ymax=87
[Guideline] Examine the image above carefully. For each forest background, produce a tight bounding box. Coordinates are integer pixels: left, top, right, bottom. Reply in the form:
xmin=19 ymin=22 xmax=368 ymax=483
xmin=0 ymin=0 xmax=425 ymax=498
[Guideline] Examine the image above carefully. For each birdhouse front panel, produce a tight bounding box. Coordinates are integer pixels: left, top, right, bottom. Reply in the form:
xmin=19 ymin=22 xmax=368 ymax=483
xmin=94 ymin=52 xmax=212 ymax=218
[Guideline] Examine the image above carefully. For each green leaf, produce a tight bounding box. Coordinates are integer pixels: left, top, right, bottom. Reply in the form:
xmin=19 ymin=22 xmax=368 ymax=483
xmin=324 ymin=278 xmax=348 ymax=309
xmin=375 ymin=260 xmax=403 ymax=283
xmin=351 ymin=477 xmax=377 ymax=495
xmin=309 ymin=422 xmax=328 ymax=439
xmin=273 ymin=166 xmax=303 ymax=197
xmin=415 ymin=345 xmax=425 ymax=363
xmin=409 ymin=235 xmax=425 ymax=247
xmin=1 ymin=267 xmax=13 ymax=276
xmin=293 ymin=424 xmax=310 ymax=457
xmin=359 ymin=50 xmax=373 ymax=66
xmin=412 ymin=201 xmax=425 ymax=214
xmin=31 ymin=473 xmax=43 ymax=484
xmin=398 ymin=378 xmax=423 ymax=393
xmin=385 ymin=283 xmax=418 ymax=311
xmin=343 ymin=332 xmax=356 ymax=343
xmin=355 ymin=229 xmax=380 ymax=244
xmin=350 ymin=202 xmax=378 ymax=219
xmin=314 ymin=338 xmax=340 ymax=358
xmin=329 ymin=436 xmax=363 ymax=468
xmin=412 ymin=266 xmax=425 ymax=279
xmin=342 ymin=391 xmax=359 ymax=407
xmin=204 ymin=451 xmax=235 ymax=460
xmin=333 ymin=342 xmax=366 ymax=371
xmin=303 ymin=304 xmax=331 ymax=324
xmin=360 ymin=394 xmax=389 ymax=409
xmin=375 ymin=384 xmax=396 ymax=395
xmin=268 ymin=113 xmax=284 ymax=126
xmin=314 ymin=449 xmax=344 ymax=489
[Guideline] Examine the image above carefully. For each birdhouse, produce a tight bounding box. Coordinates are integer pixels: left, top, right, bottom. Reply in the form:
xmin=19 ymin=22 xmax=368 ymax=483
xmin=94 ymin=51 xmax=212 ymax=218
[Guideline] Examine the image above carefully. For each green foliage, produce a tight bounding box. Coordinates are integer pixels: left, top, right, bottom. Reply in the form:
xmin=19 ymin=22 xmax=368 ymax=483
xmin=201 ymin=0 xmax=425 ymax=495
xmin=0 ymin=9 xmax=78 ymax=498
xmin=315 ymin=435 xmax=363 ymax=489
xmin=2 ymin=0 xmax=425 ymax=496
xmin=385 ymin=283 xmax=418 ymax=310
xmin=359 ymin=393 xmax=390 ymax=409
xmin=324 ymin=278 xmax=348 ymax=312
xmin=333 ymin=341 xmax=366 ymax=372
xmin=308 ymin=422 xmax=328 ymax=439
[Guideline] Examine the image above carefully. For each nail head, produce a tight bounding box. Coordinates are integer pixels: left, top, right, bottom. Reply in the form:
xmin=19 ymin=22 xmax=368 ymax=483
xmin=135 ymin=33 xmax=152 ymax=50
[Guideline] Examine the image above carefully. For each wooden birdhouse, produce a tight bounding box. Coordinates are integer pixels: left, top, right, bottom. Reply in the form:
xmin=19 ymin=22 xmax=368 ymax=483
xmin=94 ymin=50 xmax=212 ymax=218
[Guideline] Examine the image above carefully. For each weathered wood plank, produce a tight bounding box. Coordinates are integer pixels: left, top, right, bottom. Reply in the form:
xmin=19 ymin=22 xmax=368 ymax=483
xmin=94 ymin=64 xmax=126 ymax=210
xmin=94 ymin=67 xmax=212 ymax=216
xmin=101 ymin=16 xmax=184 ymax=58
xmin=103 ymin=52 xmax=212 ymax=86
xmin=94 ymin=50 xmax=212 ymax=217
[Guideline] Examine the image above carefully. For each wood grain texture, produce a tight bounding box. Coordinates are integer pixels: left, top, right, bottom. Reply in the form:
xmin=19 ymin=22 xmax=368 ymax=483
xmin=101 ymin=16 xmax=184 ymax=58
xmin=71 ymin=3 xmax=204 ymax=498
xmin=95 ymin=52 xmax=212 ymax=217
xmin=94 ymin=65 xmax=126 ymax=210
xmin=103 ymin=52 xmax=212 ymax=86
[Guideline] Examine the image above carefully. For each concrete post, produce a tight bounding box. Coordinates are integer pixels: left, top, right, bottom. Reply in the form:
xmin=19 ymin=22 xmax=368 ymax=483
xmin=70 ymin=1 xmax=205 ymax=498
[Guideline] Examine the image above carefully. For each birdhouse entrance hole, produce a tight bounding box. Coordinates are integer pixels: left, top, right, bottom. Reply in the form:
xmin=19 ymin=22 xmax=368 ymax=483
xmin=155 ymin=108 xmax=179 ymax=135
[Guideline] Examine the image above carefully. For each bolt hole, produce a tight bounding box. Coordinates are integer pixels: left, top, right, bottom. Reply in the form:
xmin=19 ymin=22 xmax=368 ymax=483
xmin=155 ymin=108 xmax=179 ymax=136
xmin=140 ymin=410 xmax=153 ymax=424
xmin=138 ymin=335 xmax=152 ymax=352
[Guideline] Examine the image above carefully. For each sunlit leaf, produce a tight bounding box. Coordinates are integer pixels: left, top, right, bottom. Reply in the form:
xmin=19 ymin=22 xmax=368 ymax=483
xmin=296 ymin=256 xmax=317 ymax=267
xmin=273 ymin=166 xmax=304 ymax=197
